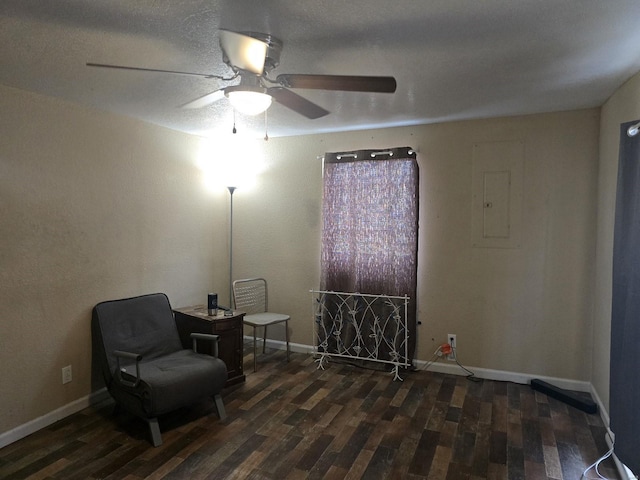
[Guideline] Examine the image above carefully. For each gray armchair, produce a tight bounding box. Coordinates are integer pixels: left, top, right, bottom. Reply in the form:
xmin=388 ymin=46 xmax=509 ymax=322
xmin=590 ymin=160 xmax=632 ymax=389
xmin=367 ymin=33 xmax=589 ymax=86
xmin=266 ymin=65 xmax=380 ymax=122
xmin=92 ymin=293 xmax=227 ymax=446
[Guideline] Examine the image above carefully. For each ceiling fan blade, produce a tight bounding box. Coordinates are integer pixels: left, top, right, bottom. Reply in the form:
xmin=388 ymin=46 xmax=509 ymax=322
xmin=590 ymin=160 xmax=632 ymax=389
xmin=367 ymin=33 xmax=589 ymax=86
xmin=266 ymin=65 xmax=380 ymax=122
xmin=276 ymin=74 xmax=397 ymax=93
xmin=180 ymin=89 xmax=226 ymax=109
xmin=86 ymin=62 xmax=218 ymax=79
xmin=268 ymin=87 xmax=330 ymax=119
xmin=219 ymin=30 xmax=267 ymax=75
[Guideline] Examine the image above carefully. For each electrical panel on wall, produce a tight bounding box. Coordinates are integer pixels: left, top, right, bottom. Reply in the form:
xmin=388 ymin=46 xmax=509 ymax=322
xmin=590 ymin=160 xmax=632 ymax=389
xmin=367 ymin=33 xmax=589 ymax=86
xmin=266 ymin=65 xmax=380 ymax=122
xmin=471 ymin=140 xmax=524 ymax=249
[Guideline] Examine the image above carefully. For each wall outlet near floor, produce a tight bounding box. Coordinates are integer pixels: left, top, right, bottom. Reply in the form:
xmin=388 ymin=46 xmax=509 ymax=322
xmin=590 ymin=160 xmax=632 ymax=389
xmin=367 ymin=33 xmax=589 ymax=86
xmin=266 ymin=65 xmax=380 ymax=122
xmin=447 ymin=334 xmax=456 ymax=361
xmin=62 ymin=365 xmax=72 ymax=384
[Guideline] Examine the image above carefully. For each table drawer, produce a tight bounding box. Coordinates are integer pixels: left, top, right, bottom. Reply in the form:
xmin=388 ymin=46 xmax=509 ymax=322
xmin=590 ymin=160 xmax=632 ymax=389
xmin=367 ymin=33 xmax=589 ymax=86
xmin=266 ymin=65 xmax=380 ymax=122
xmin=213 ymin=317 xmax=239 ymax=332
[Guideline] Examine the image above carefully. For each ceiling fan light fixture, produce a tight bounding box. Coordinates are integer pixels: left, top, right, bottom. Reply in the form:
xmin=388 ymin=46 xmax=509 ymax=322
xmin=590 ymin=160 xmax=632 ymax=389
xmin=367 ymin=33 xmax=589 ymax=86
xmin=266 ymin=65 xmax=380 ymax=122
xmin=225 ymin=86 xmax=272 ymax=115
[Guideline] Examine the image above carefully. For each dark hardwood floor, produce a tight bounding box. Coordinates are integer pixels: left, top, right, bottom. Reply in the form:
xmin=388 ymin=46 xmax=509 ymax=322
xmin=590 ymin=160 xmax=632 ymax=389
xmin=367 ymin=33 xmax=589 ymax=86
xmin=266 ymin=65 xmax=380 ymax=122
xmin=0 ymin=346 xmax=619 ymax=479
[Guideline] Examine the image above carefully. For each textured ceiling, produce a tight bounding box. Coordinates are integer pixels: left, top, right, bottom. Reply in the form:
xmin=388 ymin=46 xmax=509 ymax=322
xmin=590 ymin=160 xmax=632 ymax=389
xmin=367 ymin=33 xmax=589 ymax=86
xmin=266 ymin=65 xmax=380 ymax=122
xmin=2 ymin=1 xmax=640 ymax=138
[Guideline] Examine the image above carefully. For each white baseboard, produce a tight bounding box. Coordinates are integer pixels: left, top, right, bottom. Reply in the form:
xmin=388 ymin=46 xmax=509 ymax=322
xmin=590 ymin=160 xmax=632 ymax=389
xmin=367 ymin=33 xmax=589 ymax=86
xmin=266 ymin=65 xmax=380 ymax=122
xmin=249 ymin=336 xmax=601 ymax=395
xmin=250 ymin=337 xmax=593 ymax=391
xmin=590 ymin=384 xmax=610 ymax=428
xmin=0 ymin=388 xmax=109 ymax=449
xmin=414 ymin=357 xmax=593 ymax=392
xmin=242 ymin=336 xmax=314 ymax=355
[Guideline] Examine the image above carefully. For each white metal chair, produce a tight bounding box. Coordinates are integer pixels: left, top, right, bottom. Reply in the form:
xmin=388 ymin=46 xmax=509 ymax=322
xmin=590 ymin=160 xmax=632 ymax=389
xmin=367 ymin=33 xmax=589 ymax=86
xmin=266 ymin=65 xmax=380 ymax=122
xmin=232 ymin=277 xmax=290 ymax=372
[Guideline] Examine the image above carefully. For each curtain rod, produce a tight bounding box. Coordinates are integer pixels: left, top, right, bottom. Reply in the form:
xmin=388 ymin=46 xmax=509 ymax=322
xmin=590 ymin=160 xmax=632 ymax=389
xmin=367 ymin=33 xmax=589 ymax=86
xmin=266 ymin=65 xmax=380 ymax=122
xmin=324 ymin=147 xmax=418 ymax=162
xmin=371 ymin=150 xmax=394 ymax=157
xmin=335 ymin=149 xmax=417 ymax=160
xmin=336 ymin=153 xmax=359 ymax=160
xmin=628 ymin=121 xmax=640 ymax=137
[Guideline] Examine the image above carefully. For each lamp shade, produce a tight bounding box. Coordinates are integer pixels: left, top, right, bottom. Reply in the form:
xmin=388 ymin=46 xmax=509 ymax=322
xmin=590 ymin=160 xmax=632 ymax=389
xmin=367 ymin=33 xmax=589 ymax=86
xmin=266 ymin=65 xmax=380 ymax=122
xmin=225 ymin=86 xmax=272 ymax=115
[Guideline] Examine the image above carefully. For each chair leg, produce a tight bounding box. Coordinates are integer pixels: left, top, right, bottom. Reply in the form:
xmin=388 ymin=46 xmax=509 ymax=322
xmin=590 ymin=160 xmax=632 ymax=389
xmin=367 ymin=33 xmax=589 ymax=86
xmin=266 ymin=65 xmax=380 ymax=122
xmin=147 ymin=417 xmax=162 ymax=447
xmin=213 ymin=394 xmax=226 ymax=421
xmin=253 ymin=325 xmax=258 ymax=373
xmin=263 ymin=325 xmax=268 ymax=354
xmin=285 ymin=320 xmax=290 ymax=362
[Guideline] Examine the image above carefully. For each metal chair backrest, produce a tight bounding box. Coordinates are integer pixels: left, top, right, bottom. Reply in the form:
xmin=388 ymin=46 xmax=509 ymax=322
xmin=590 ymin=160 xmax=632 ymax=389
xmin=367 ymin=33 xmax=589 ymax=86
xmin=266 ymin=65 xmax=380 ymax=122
xmin=233 ymin=278 xmax=268 ymax=314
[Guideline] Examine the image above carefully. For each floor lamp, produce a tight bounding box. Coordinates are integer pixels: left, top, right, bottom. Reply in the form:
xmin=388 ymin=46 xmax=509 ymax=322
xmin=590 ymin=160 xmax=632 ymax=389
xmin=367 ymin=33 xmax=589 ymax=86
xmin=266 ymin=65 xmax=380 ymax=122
xmin=227 ymin=186 xmax=236 ymax=309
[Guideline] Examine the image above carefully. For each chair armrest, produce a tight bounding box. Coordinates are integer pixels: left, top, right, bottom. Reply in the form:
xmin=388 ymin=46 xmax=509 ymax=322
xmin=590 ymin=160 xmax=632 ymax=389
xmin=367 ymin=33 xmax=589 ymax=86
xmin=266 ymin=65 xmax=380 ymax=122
xmin=190 ymin=333 xmax=220 ymax=358
xmin=114 ymin=350 xmax=142 ymax=388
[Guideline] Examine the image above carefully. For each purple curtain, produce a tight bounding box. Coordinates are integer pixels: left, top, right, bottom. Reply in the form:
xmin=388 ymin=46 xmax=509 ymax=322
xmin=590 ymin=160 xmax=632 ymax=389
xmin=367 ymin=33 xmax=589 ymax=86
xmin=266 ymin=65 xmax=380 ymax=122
xmin=320 ymin=146 xmax=418 ymax=362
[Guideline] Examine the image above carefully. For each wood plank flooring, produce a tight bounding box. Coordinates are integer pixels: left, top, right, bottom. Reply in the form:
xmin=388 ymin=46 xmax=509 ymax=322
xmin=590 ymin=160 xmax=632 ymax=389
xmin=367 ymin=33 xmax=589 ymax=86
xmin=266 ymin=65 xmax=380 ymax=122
xmin=0 ymin=346 xmax=619 ymax=479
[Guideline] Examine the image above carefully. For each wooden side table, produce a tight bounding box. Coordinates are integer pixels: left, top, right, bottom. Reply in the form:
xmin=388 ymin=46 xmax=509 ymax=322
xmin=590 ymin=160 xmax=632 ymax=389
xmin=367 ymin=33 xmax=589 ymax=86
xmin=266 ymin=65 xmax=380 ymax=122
xmin=173 ymin=306 xmax=246 ymax=387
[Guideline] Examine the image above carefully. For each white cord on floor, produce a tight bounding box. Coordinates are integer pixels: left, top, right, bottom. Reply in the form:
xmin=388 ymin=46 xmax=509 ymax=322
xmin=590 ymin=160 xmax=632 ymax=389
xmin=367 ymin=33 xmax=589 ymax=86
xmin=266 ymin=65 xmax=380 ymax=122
xmin=581 ymin=431 xmax=614 ymax=480
xmin=418 ymin=345 xmax=477 ymax=380
xmin=418 ymin=347 xmax=442 ymax=371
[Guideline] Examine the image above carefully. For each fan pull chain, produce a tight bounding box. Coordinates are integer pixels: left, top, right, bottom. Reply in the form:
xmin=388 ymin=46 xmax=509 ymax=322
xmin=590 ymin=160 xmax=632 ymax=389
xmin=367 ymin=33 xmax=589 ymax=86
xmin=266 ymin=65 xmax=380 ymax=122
xmin=264 ymin=109 xmax=269 ymax=141
xmin=232 ymin=109 xmax=237 ymax=134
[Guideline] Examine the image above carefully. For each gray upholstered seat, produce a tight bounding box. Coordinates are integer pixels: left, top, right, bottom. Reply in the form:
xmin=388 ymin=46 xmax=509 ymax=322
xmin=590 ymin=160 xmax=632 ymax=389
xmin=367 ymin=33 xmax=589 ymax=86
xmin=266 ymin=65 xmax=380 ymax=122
xmin=92 ymin=293 xmax=227 ymax=446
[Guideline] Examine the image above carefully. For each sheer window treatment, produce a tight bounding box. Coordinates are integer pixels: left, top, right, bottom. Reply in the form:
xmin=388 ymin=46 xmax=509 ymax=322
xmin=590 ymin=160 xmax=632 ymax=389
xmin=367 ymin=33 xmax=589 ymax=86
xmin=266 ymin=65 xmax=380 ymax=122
xmin=320 ymin=146 xmax=419 ymax=362
xmin=610 ymin=120 xmax=640 ymax=475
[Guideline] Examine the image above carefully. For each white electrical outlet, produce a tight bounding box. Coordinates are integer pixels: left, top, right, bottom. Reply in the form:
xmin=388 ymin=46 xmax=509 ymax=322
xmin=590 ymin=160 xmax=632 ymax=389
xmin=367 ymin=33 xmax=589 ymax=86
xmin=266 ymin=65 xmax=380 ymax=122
xmin=447 ymin=334 xmax=456 ymax=361
xmin=62 ymin=365 xmax=72 ymax=384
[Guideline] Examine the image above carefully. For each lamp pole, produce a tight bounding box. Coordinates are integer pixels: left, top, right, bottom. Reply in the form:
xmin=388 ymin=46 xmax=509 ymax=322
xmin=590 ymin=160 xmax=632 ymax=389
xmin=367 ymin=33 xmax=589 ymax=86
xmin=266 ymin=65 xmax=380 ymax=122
xmin=227 ymin=186 xmax=236 ymax=308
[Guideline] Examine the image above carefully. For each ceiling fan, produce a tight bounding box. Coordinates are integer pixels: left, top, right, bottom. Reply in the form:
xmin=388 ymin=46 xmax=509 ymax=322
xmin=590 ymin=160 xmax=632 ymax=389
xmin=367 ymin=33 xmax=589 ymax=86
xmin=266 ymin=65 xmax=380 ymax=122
xmin=87 ymin=29 xmax=397 ymax=119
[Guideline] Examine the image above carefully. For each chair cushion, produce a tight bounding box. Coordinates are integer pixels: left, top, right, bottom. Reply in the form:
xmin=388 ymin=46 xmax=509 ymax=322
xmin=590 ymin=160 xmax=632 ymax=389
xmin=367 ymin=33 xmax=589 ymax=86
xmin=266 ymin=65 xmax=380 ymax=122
xmin=243 ymin=312 xmax=290 ymax=326
xmin=115 ymin=350 xmax=228 ymax=416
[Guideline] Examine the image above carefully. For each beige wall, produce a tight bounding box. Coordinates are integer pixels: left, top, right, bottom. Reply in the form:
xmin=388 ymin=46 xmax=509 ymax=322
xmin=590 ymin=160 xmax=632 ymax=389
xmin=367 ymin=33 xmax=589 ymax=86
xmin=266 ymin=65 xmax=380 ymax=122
xmin=233 ymin=108 xmax=600 ymax=381
xmin=0 ymin=85 xmax=229 ymax=434
xmin=592 ymin=70 xmax=640 ymax=412
xmin=1 ymin=79 xmax=602 ymax=438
